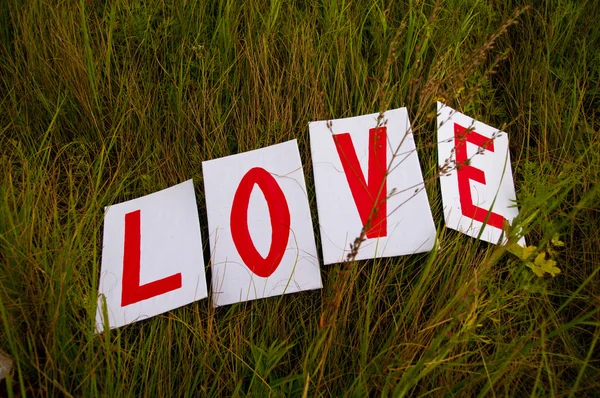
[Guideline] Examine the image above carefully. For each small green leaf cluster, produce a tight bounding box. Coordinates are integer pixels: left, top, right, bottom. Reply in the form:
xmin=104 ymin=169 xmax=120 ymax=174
xmin=507 ymin=234 xmax=564 ymax=278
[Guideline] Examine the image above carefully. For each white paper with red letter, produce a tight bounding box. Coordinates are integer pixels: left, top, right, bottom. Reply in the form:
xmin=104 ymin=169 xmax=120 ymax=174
xmin=202 ymin=140 xmax=322 ymax=307
xmin=437 ymin=102 xmax=524 ymax=245
xmin=309 ymin=108 xmax=437 ymax=265
xmin=96 ymin=180 xmax=208 ymax=332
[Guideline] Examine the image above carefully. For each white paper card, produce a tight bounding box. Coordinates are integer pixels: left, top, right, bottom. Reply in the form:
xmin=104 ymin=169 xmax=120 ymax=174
xmin=437 ymin=102 xmax=524 ymax=245
xmin=309 ymin=108 xmax=437 ymax=265
xmin=203 ymin=140 xmax=322 ymax=307
xmin=96 ymin=180 xmax=208 ymax=332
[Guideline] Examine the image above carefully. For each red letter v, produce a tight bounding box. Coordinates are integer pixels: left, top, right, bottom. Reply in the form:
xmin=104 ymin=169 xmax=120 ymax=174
xmin=333 ymin=127 xmax=387 ymax=238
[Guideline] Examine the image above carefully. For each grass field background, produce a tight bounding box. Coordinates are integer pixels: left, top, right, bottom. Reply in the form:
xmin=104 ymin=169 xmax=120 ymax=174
xmin=1 ymin=0 xmax=599 ymax=396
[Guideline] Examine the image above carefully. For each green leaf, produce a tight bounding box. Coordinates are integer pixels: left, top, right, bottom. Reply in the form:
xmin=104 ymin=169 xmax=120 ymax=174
xmin=534 ymin=252 xmax=561 ymax=277
xmin=551 ymin=233 xmax=565 ymax=247
xmin=525 ymin=261 xmax=546 ymax=277
xmin=524 ymin=252 xmax=561 ymax=278
xmin=508 ymin=244 xmax=536 ymax=260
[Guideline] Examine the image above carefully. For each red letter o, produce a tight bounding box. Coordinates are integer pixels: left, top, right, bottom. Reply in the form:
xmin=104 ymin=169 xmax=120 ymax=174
xmin=230 ymin=167 xmax=291 ymax=278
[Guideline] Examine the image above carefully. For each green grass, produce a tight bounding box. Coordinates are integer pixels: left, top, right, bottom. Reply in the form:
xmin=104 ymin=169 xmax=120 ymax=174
xmin=1 ymin=0 xmax=599 ymax=396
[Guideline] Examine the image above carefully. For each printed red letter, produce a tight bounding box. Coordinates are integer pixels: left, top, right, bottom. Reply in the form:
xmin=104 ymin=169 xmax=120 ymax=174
xmin=230 ymin=167 xmax=291 ymax=278
xmin=333 ymin=127 xmax=387 ymax=238
xmin=121 ymin=210 xmax=182 ymax=307
xmin=454 ymin=123 xmax=505 ymax=229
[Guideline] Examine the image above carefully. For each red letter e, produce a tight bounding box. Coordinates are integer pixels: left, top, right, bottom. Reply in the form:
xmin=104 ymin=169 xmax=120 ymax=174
xmin=454 ymin=123 xmax=505 ymax=230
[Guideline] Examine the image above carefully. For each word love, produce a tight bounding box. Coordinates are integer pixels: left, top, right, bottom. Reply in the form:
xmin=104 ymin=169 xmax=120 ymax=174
xmin=96 ymin=104 xmax=521 ymax=332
